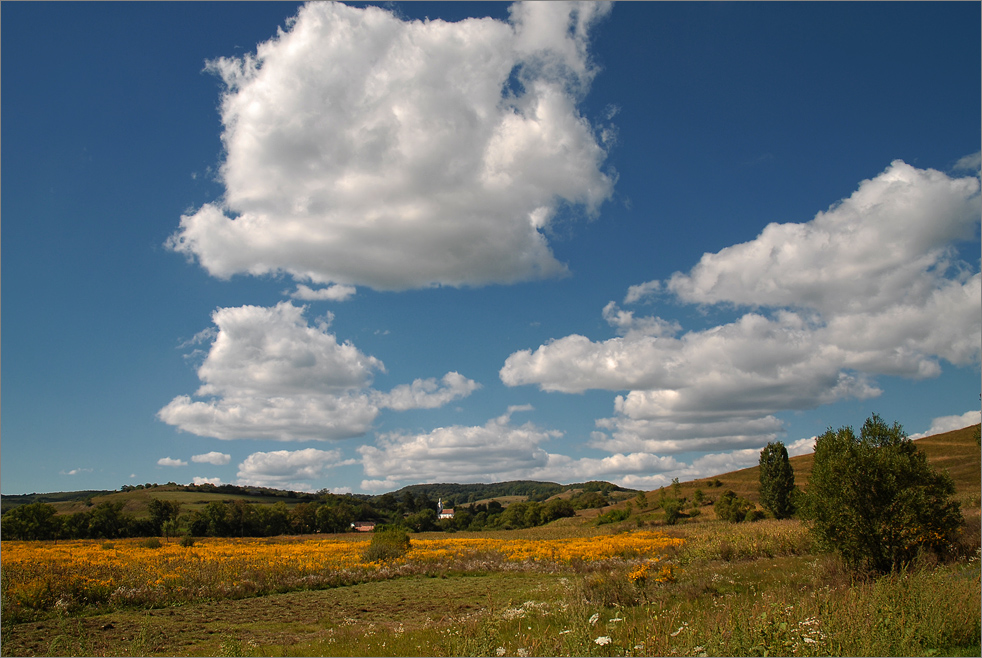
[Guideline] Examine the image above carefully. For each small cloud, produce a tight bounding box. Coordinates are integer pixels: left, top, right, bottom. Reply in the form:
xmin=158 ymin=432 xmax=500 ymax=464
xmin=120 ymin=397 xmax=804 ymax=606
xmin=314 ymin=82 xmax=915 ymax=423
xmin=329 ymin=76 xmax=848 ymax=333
xmin=377 ymin=372 xmax=481 ymax=411
xmin=130 ymin=473 xmax=136 ymax=478
xmin=60 ymin=468 xmax=93 ymax=476
xmin=192 ymin=451 xmax=231 ymax=466
xmin=953 ymin=151 xmax=981 ymax=174
xmin=361 ymin=478 xmax=401 ymax=493
xmin=623 ymin=280 xmax=660 ymax=304
xmin=192 ymin=476 xmax=222 ymax=486
xmin=291 ymin=284 xmax=357 ymax=302
xmin=910 ymin=410 xmax=982 ymax=439
xmin=177 ymin=327 xmax=217 ymax=349
xmin=786 ymin=436 xmax=817 ymax=457
xmin=157 ymin=457 xmax=188 ymax=467
xmin=741 ymin=152 xmax=775 ymax=167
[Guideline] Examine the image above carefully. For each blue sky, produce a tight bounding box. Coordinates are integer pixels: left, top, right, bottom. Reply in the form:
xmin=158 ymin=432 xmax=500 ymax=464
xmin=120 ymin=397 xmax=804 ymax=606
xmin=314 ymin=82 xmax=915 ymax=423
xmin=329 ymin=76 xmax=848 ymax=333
xmin=2 ymin=1 xmax=979 ymax=495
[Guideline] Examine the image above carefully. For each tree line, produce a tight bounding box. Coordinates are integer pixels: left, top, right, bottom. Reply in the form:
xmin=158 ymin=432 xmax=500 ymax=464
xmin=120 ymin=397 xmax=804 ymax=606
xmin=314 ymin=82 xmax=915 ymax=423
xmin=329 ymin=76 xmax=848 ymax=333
xmin=0 ymin=485 xmax=614 ymax=540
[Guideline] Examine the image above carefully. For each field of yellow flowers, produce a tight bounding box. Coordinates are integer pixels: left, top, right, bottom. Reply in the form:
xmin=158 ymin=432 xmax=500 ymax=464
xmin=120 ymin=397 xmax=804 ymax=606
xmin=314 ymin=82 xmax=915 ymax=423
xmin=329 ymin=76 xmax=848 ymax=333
xmin=0 ymin=531 xmax=682 ymax=621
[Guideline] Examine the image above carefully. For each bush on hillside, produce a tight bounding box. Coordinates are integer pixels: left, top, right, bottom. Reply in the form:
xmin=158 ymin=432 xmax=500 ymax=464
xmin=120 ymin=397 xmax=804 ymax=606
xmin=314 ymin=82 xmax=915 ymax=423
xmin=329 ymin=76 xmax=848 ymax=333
xmin=715 ymin=491 xmax=756 ymax=523
xmin=596 ymin=508 xmax=630 ymax=525
xmin=661 ymin=498 xmax=684 ymax=525
xmin=803 ymin=413 xmax=963 ymax=574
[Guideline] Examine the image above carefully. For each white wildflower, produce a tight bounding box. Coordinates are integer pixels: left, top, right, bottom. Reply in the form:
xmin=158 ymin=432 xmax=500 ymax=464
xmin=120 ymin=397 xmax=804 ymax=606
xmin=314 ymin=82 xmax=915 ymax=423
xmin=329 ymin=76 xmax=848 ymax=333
xmin=609 ymin=617 xmax=623 ymax=623
xmin=496 ymin=648 xmax=507 ymax=656
xmin=589 ymin=613 xmax=600 ymax=625
xmin=595 ymin=636 xmax=612 ymax=646
xmin=517 ymin=648 xmax=529 ymax=657
xmin=670 ymin=622 xmax=688 ymax=637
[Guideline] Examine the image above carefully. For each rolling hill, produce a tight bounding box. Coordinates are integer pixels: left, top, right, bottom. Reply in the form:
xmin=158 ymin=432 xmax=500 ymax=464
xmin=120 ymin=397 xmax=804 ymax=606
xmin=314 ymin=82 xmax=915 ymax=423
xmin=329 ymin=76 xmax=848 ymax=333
xmin=3 ymin=423 xmax=978 ymax=521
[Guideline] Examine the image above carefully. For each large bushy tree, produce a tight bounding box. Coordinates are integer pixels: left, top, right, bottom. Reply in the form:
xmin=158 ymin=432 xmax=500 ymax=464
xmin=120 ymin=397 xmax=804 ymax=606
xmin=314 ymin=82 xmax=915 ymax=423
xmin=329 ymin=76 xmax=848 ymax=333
xmin=804 ymin=414 xmax=962 ymax=573
xmin=758 ymin=441 xmax=796 ymax=519
xmin=1 ymin=502 xmax=61 ymax=540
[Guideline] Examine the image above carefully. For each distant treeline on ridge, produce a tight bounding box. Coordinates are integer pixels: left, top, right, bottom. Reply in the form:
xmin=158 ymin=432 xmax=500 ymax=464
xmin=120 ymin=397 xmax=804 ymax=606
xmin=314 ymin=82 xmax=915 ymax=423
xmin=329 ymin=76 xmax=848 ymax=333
xmin=0 ymin=480 xmax=637 ymax=541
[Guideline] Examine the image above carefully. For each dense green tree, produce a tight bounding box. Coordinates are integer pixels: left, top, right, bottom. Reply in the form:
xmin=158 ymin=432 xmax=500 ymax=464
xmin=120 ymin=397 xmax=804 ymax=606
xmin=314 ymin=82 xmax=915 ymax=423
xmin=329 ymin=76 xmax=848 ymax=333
xmin=62 ymin=510 xmax=93 ymax=539
xmin=804 ymin=414 xmax=963 ymax=573
xmin=1 ymin=502 xmax=61 ymax=540
xmin=257 ymin=502 xmax=291 ymax=536
xmin=89 ymin=501 xmax=131 ymax=539
xmin=758 ymin=441 xmax=796 ymax=519
xmin=148 ymin=498 xmax=182 ymax=535
xmin=202 ymin=501 xmax=233 ymax=537
xmin=315 ymin=504 xmax=348 ymax=534
xmin=542 ymin=498 xmax=575 ymax=522
xmin=405 ymin=508 xmax=437 ymax=533
xmin=290 ymin=502 xmax=316 ymax=534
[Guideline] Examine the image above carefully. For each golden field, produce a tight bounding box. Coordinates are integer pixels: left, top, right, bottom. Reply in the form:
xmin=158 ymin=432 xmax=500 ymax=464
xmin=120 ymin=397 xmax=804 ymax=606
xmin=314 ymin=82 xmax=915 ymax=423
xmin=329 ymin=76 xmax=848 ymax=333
xmin=0 ymin=530 xmax=682 ymax=618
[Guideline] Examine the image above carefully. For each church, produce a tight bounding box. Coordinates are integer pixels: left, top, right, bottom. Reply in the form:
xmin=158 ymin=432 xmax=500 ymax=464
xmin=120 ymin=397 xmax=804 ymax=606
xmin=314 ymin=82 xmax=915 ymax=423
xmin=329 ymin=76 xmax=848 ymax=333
xmin=437 ymin=498 xmax=454 ymax=520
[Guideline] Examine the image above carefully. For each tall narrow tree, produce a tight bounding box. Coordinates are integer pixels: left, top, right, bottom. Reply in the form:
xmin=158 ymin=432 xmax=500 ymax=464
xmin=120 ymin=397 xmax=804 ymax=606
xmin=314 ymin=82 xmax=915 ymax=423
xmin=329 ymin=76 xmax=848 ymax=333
xmin=758 ymin=441 xmax=796 ymax=519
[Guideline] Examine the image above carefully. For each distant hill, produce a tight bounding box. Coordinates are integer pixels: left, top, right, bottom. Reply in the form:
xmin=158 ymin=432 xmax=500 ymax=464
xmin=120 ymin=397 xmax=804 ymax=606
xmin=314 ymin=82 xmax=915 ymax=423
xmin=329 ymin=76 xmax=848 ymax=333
xmin=3 ymin=424 xmax=977 ymax=520
xmin=388 ymin=480 xmax=638 ymax=505
xmin=0 ymin=483 xmax=318 ymax=517
xmin=0 ymin=490 xmax=114 ymax=515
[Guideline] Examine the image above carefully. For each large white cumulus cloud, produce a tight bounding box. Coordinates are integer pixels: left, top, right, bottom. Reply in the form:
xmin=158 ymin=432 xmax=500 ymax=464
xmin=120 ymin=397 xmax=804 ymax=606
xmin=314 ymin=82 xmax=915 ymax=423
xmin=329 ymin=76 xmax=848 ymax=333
xmin=502 ymin=160 xmax=981 ymax=453
xmin=665 ymin=160 xmax=980 ymax=314
xmin=158 ymin=302 xmax=478 ymax=441
xmin=167 ymin=1 xmax=614 ymax=292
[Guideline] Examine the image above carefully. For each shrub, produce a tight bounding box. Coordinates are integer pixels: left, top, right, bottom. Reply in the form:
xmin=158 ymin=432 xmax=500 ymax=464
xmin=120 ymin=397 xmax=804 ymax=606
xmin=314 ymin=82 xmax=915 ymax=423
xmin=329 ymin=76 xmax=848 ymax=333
xmin=661 ymin=498 xmax=684 ymax=525
xmin=579 ymin=570 xmax=639 ymax=607
xmin=715 ymin=491 xmax=754 ymax=523
xmin=803 ymin=413 xmax=963 ymax=574
xmin=596 ymin=508 xmax=630 ymax=525
xmin=744 ymin=509 xmax=765 ymax=523
xmin=179 ymin=535 xmax=196 ymax=548
xmin=758 ymin=441 xmax=796 ymax=519
xmin=362 ymin=527 xmax=411 ymax=563
xmin=138 ymin=537 xmax=162 ymax=549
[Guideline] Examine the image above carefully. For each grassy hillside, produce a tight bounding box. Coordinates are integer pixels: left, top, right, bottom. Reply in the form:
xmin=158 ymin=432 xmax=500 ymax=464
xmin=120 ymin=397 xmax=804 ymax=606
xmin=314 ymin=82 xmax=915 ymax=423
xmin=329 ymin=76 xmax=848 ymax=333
xmin=653 ymin=423 xmax=980 ymax=504
xmin=618 ymin=423 xmax=981 ymax=526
